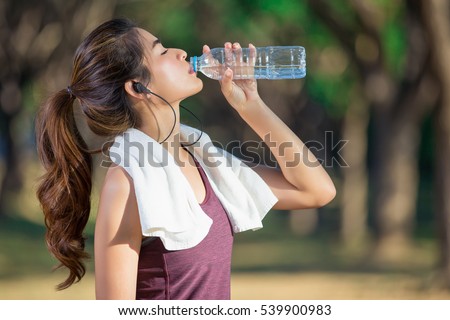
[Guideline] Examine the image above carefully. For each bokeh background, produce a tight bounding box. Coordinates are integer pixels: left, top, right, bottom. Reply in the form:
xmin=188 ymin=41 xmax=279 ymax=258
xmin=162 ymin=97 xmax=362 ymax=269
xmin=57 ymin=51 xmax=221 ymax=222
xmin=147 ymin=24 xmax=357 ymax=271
xmin=1 ymin=0 xmax=450 ymax=299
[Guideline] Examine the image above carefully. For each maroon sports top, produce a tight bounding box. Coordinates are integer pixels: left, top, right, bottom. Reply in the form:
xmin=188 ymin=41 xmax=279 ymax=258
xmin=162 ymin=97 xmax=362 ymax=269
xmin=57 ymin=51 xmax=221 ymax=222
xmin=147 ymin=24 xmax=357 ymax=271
xmin=136 ymin=157 xmax=234 ymax=300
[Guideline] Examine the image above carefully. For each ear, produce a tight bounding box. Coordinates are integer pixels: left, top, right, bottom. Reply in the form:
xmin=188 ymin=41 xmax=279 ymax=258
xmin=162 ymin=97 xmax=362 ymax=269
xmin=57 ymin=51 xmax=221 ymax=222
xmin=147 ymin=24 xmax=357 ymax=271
xmin=124 ymin=80 xmax=150 ymax=100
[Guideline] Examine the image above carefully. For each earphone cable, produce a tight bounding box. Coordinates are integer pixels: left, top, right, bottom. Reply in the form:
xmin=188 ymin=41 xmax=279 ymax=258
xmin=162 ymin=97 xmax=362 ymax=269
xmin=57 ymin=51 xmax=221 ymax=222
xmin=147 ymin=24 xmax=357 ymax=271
xmin=180 ymin=105 xmax=203 ymax=147
xmin=145 ymin=90 xmax=177 ymax=144
xmin=141 ymin=82 xmax=203 ymax=146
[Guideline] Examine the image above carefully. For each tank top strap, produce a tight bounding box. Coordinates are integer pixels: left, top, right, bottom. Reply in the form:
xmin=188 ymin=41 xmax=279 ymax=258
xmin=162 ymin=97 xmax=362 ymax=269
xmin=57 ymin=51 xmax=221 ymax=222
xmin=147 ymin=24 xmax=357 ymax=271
xmin=183 ymin=147 xmax=212 ymax=206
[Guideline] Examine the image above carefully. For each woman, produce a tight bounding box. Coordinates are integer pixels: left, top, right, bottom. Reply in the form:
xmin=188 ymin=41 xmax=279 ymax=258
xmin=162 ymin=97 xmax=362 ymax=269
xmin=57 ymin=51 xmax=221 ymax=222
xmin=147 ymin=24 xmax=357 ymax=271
xmin=35 ymin=18 xmax=335 ymax=300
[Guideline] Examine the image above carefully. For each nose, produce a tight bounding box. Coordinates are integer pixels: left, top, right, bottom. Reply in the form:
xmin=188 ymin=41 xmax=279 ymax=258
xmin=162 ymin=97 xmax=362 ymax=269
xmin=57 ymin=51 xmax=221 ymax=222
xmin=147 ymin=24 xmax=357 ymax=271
xmin=178 ymin=49 xmax=187 ymax=61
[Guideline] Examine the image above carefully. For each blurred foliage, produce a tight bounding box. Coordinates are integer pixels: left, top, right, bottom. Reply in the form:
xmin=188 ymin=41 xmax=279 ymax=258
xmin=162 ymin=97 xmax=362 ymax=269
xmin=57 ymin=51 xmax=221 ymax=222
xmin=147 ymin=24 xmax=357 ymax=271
xmin=0 ymin=0 xmax=435 ymax=238
xmin=0 ymin=0 xmax=433 ymax=236
xmin=1 ymin=0 xmax=447 ymax=296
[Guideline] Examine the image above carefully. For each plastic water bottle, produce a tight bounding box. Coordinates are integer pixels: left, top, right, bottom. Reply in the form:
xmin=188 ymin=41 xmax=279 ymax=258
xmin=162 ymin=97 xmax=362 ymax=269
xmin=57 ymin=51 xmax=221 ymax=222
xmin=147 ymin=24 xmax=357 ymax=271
xmin=190 ymin=46 xmax=306 ymax=80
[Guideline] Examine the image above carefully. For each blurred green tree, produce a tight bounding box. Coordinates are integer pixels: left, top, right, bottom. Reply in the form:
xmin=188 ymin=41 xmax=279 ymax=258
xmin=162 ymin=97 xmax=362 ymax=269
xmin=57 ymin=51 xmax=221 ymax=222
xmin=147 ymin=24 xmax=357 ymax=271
xmin=1 ymin=0 xmax=447 ymax=290
xmin=422 ymin=0 xmax=450 ymax=288
xmin=309 ymin=0 xmax=436 ymax=262
xmin=0 ymin=0 xmax=117 ymax=217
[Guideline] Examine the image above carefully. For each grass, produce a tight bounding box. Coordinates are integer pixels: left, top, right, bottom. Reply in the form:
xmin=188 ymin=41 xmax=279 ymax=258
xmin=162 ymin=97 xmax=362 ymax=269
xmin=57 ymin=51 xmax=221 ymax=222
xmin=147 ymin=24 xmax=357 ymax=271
xmin=0 ymin=215 xmax=95 ymax=280
xmin=1 ymin=212 xmax=449 ymax=300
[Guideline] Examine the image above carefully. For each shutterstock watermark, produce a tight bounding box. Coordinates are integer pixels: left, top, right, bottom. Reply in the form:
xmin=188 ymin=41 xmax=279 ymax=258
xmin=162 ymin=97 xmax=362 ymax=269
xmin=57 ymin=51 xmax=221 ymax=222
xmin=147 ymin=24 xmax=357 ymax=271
xmin=100 ymin=131 xmax=348 ymax=169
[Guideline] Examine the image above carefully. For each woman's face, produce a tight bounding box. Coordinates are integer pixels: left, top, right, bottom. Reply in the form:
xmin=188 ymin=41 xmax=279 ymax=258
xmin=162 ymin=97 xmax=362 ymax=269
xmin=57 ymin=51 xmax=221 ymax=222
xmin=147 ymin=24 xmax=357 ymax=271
xmin=138 ymin=29 xmax=203 ymax=103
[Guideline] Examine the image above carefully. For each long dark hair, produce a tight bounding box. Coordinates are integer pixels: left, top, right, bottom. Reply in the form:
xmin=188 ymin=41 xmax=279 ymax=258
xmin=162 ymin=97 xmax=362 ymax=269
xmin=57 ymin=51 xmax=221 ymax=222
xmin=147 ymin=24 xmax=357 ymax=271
xmin=35 ymin=18 xmax=150 ymax=290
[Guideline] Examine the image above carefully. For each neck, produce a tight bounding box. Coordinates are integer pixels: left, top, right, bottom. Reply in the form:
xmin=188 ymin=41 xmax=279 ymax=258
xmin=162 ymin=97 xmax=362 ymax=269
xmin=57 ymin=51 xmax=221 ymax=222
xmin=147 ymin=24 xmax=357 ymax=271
xmin=137 ymin=100 xmax=183 ymax=155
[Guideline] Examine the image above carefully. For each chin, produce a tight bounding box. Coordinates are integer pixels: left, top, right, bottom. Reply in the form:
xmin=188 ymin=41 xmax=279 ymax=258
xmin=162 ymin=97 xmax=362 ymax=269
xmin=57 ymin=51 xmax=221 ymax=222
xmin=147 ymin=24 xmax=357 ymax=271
xmin=196 ymin=80 xmax=204 ymax=92
xmin=179 ymin=83 xmax=203 ymax=101
xmin=178 ymin=78 xmax=203 ymax=99
xmin=190 ymin=79 xmax=204 ymax=95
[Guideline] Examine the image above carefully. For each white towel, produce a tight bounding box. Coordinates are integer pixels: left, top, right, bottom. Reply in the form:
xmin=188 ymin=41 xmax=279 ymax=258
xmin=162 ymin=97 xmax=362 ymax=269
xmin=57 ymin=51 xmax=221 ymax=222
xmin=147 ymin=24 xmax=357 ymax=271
xmin=109 ymin=125 xmax=278 ymax=250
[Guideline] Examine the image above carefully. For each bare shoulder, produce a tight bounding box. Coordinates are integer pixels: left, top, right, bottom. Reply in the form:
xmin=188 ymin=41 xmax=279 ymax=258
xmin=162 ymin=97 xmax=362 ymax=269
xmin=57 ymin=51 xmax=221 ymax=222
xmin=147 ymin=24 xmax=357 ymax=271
xmin=101 ymin=163 xmax=133 ymax=196
xmin=95 ymin=164 xmax=141 ymax=299
xmin=96 ymin=164 xmax=141 ymax=242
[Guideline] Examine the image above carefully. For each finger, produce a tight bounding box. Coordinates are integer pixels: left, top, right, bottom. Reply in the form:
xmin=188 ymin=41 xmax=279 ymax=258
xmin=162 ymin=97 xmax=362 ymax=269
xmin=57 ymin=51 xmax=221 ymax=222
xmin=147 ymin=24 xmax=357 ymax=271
xmin=203 ymin=44 xmax=219 ymax=68
xmin=232 ymin=42 xmax=242 ymax=79
xmin=249 ymin=43 xmax=256 ymax=66
xmin=233 ymin=42 xmax=242 ymax=63
xmin=247 ymin=43 xmax=256 ymax=79
xmin=224 ymin=42 xmax=233 ymax=67
xmin=219 ymin=67 xmax=234 ymax=98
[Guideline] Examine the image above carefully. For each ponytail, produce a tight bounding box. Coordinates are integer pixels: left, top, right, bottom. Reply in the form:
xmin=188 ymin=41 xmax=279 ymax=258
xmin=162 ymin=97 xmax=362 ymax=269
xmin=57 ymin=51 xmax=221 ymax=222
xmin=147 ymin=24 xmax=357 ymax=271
xmin=35 ymin=89 xmax=92 ymax=290
xmin=36 ymin=18 xmax=149 ymax=289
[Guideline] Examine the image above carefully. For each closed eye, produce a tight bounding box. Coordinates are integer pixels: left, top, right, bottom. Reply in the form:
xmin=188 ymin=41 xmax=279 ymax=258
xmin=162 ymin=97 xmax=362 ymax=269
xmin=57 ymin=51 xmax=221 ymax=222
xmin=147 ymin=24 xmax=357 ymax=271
xmin=161 ymin=49 xmax=168 ymax=55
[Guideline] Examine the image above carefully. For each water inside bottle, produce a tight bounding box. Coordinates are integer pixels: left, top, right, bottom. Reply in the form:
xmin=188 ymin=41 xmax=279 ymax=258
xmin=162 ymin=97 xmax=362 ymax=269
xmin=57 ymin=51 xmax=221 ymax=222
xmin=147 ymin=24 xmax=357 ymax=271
xmin=199 ymin=65 xmax=306 ymax=80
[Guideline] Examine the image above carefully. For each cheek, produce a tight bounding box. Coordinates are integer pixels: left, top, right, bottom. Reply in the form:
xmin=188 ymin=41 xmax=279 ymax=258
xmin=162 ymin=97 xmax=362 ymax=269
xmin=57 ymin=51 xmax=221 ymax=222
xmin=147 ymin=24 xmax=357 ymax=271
xmin=162 ymin=68 xmax=200 ymax=90
xmin=151 ymin=62 xmax=202 ymax=98
xmin=153 ymin=62 xmax=182 ymax=85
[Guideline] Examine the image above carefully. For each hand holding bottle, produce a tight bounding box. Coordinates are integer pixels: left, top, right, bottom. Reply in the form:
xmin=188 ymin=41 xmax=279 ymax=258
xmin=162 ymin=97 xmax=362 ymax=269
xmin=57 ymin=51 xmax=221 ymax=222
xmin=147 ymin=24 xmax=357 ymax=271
xmin=203 ymin=42 xmax=260 ymax=114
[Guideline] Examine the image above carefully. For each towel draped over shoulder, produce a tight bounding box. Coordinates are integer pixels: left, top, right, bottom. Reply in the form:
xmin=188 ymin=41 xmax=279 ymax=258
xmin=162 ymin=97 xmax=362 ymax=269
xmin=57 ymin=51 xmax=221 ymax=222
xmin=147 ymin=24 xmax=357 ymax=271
xmin=109 ymin=125 xmax=278 ymax=250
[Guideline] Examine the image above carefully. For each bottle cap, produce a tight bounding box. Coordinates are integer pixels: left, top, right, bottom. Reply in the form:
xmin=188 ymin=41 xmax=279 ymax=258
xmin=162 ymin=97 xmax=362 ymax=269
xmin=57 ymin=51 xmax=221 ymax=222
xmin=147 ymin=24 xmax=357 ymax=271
xmin=190 ymin=56 xmax=198 ymax=72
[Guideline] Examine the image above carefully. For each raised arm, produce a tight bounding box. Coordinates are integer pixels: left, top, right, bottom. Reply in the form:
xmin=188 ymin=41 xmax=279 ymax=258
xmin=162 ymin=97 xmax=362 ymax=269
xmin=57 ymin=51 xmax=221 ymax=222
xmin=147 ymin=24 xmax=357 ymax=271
xmin=94 ymin=165 xmax=142 ymax=299
xmin=213 ymin=42 xmax=336 ymax=210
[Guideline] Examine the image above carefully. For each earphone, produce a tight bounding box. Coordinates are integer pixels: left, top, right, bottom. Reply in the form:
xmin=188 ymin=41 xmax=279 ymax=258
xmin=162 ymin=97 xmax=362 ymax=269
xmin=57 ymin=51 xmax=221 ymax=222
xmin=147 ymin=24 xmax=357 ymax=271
xmin=131 ymin=82 xmax=203 ymax=146
xmin=132 ymin=81 xmax=151 ymax=94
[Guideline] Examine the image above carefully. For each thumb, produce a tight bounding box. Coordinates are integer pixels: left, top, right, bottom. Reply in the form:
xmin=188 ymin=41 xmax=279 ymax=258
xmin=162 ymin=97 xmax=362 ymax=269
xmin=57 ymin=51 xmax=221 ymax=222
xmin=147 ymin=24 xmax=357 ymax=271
xmin=220 ymin=67 xmax=233 ymax=98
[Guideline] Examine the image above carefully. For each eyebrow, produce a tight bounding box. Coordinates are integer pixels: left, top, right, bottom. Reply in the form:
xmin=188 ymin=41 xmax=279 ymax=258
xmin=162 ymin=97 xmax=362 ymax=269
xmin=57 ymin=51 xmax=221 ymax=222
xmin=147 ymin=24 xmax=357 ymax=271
xmin=152 ymin=39 xmax=161 ymax=49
